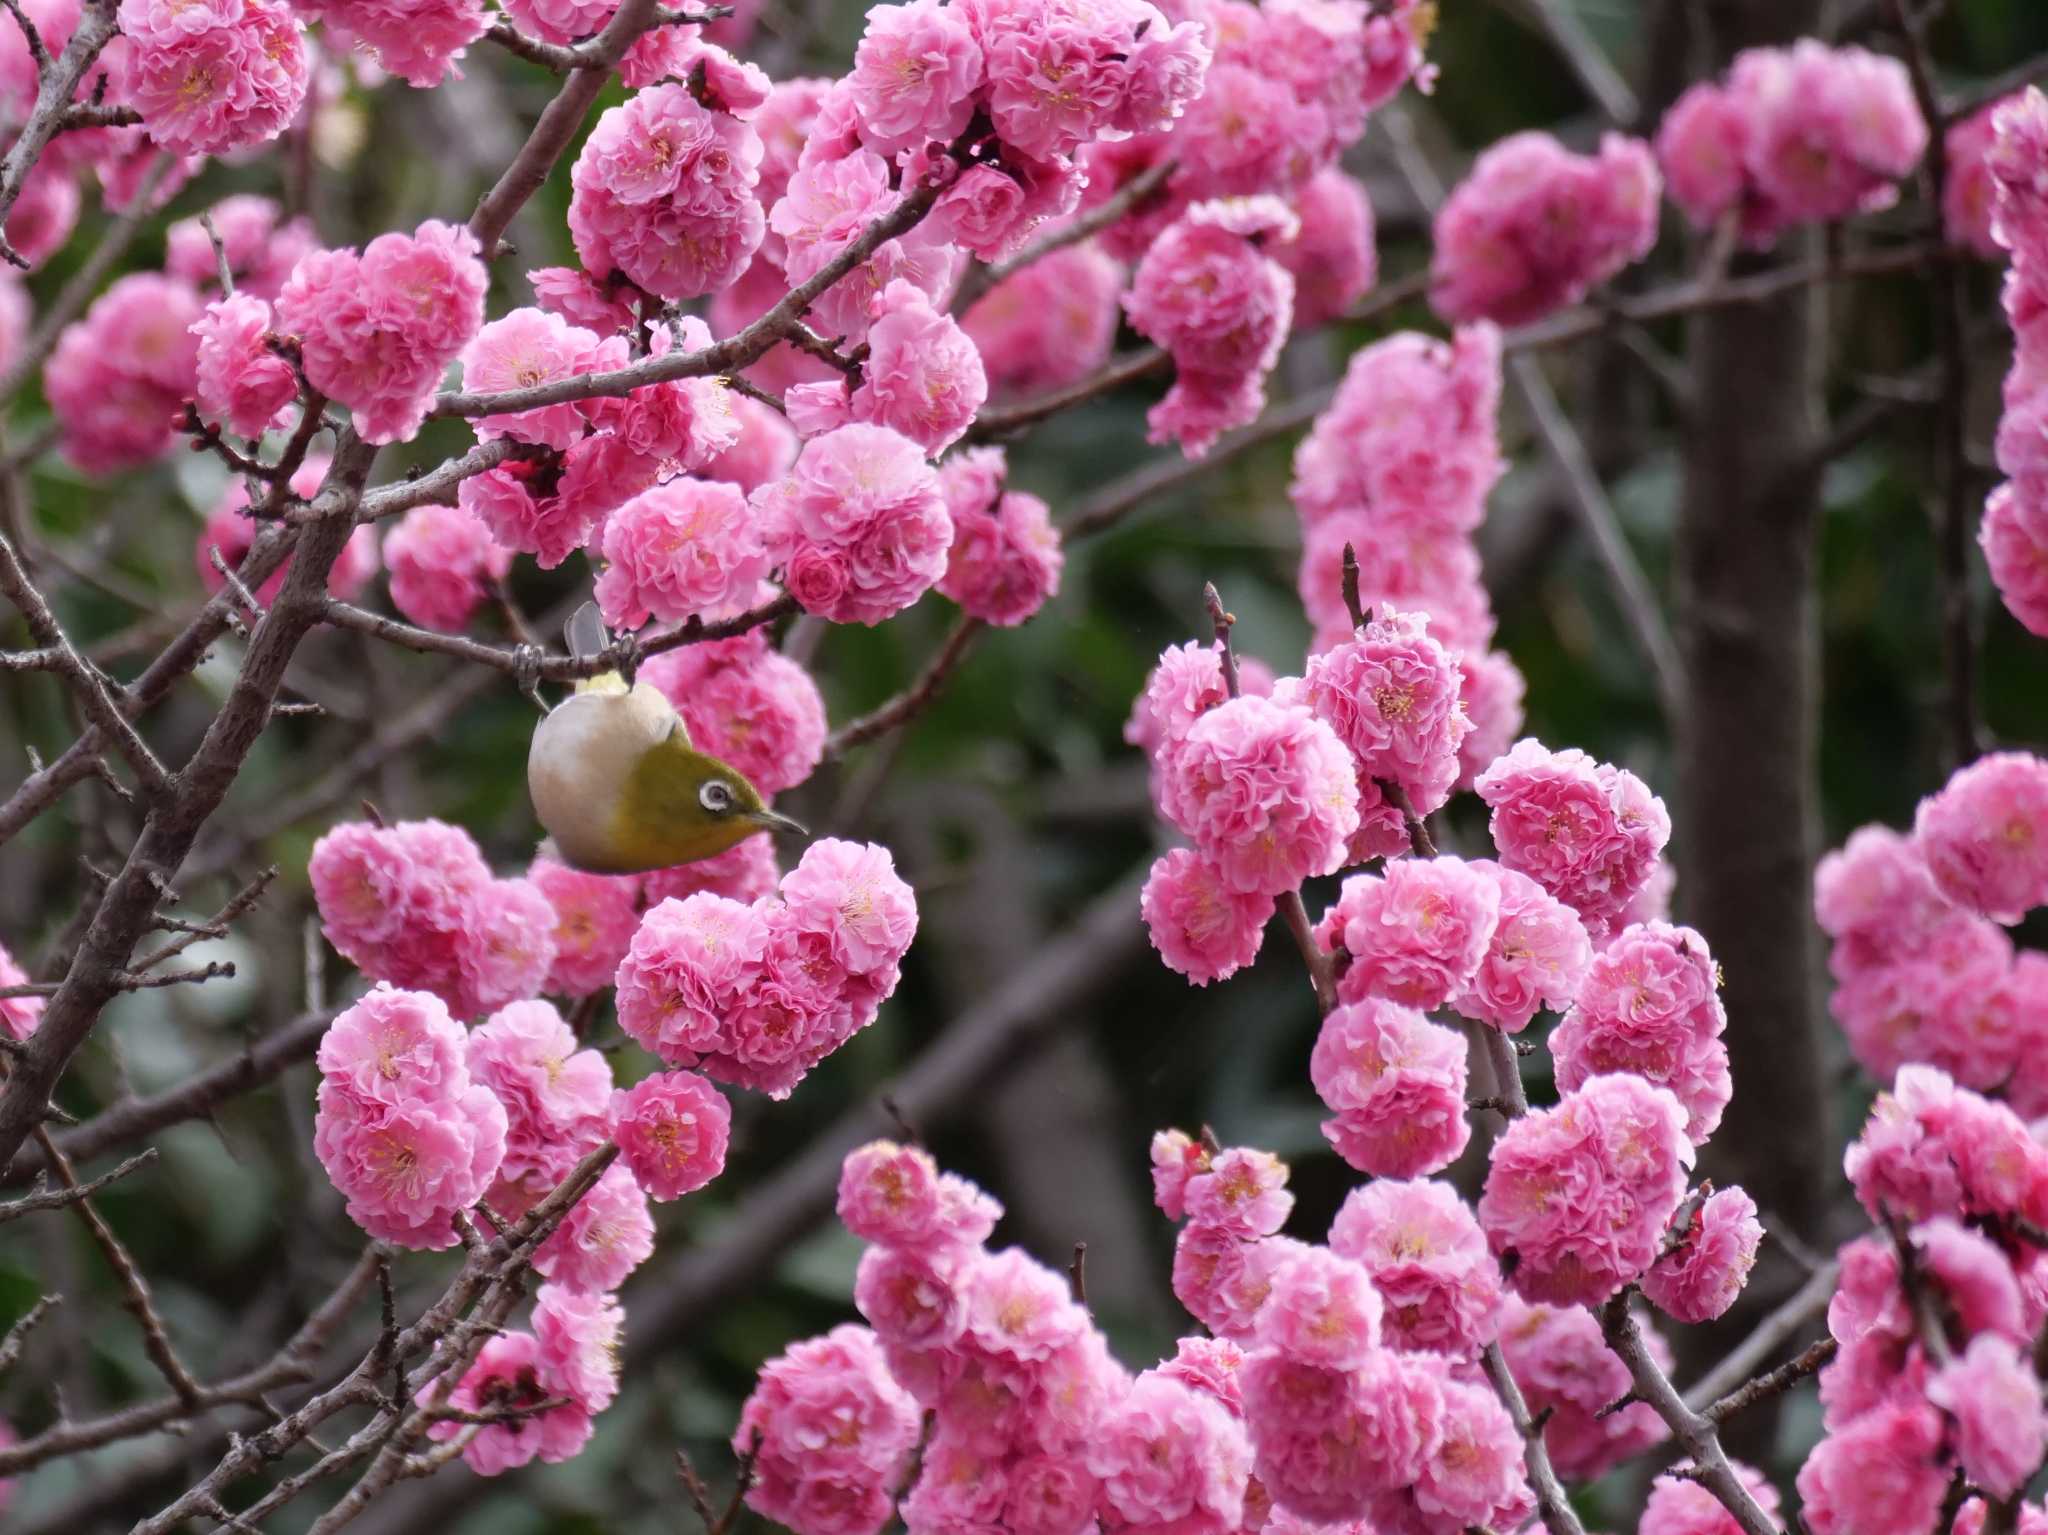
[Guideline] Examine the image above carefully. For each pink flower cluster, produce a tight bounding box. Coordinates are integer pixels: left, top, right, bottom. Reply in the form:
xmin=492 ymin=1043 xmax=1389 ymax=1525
xmin=295 ymin=0 xmax=489 ymax=86
xmin=1479 ymin=1072 xmax=1694 ymax=1307
xmin=611 ymin=1068 xmax=729 ymax=1200
xmin=640 ymin=631 xmax=828 ymax=797
xmin=1548 ymin=921 xmax=1732 ymax=1143
xmin=1982 ymin=91 xmax=2048 ymax=635
xmin=1307 ymin=995 xmax=1471 ymax=1178
xmin=1656 ymin=41 xmax=1927 ymax=247
xmin=1289 ymin=323 xmax=1522 ymax=779
xmin=274 ymin=220 xmax=488 ymax=444
xmin=1319 ymin=857 xmax=1498 ymax=1012
xmin=459 ymin=313 xmax=744 ymax=570
xmin=737 ymin=1323 xmax=924 ymax=1535
xmin=935 ymin=446 xmax=1062 ymax=627
xmin=1816 ymin=784 xmax=2048 ymax=1100
xmin=1799 ymin=1083 xmax=2048 ymax=1535
xmin=114 ymin=0 xmax=309 ymax=156
xmin=961 ymin=242 xmax=1123 ymax=400
xmin=1641 ymin=1185 xmax=1762 ymax=1325
xmin=467 ymin=998 xmax=610 ymax=1218
xmin=594 ymin=479 xmax=769 ymax=631
xmin=46 ymin=272 xmax=201 ymax=474
xmin=1494 ymin=1297 xmax=1670 ymax=1481
xmin=383 ymin=502 xmax=512 ymax=634
xmin=614 ymin=838 xmax=916 ymax=1098
xmin=1123 ymin=197 xmax=1297 ymax=458
xmin=422 ymin=1284 xmax=619 ymax=1474
xmin=525 ymin=856 xmax=644 ymax=998
xmin=1273 ymin=166 xmax=1378 ymax=329
xmin=192 ymin=292 xmax=298 ymax=439
xmin=309 ymin=818 xmax=557 ymax=1021
xmin=752 ymin=422 xmax=955 ymax=626
xmin=1451 ymin=860 xmax=1591 ymax=1034
xmin=166 ymin=195 xmax=317 ymax=301
xmin=1151 ymin=1136 xmax=1533 ymax=1535
xmin=831 ymin=279 xmax=988 ymax=456
xmin=311 ymin=985 xmax=508 ymax=1247
xmin=1430 ymin=131 xmax=1660 ymax=326
xmin=1079 ymin=0 xmax=1428 ymax=260
xmin=1302 ymin=605 xmax=1470 ymax=850
xmin=569 ymin=82 xmax=764 ymax=303
xmin=1155 ymin=692 xmax=1360 ymax=898
xmin=1474 ymin=738 xmax=1671 ymax=938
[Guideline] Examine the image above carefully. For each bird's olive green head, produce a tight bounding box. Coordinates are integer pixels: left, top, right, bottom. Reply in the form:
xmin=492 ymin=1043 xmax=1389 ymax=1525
xmin=526 ymin=674 xmax=806 ymax=875
xmin=613 ymin=728 xmax=806 ymax=871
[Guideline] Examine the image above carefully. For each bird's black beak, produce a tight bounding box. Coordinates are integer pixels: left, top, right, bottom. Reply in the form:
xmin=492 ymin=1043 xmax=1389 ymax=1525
xmin=752 ymin=808 xmax=809 ymax=838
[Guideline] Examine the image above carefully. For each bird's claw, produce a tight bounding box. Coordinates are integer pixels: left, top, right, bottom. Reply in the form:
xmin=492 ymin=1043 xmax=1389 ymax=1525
xmin=513 ymin=643 xmax=547 ymax=713
xmin=610 ymin=632 xmax=644 ymax=689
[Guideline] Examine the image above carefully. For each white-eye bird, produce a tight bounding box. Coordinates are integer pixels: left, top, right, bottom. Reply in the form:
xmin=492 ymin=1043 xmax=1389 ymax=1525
xmin=526 ymin=606 xmax=806 ymax=874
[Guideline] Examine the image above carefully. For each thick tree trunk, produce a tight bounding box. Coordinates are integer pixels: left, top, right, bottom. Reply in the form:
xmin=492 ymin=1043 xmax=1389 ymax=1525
xmin=1672 ymin=0 xmax=1833 ymax=1433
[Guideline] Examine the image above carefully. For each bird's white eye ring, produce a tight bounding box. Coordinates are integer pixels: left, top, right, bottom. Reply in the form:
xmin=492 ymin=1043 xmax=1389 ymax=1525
xmin=699 ymin=781 xmax=734 ymax=813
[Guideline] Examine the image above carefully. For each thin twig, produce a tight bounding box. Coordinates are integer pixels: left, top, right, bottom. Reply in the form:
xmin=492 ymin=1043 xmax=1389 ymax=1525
xmin=824 ymin=615 xmax=983 ymax=758
xmin=0 ymin=1145 xmax=154 ymax=1225
xmin=1481 ymin=1342 xmax=1588 ymax=1535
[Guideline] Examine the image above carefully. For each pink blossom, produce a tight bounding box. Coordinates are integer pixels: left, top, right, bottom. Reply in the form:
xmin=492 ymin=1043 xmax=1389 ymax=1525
xmin=854 ymin=1245 xmax=967 ymax=1350
xmin=1290 ymin=324 xmax=1504 ymax=536
xmin=775 ymin=837 xmax=918 ymax=980
xmin=1642 ymin=1186 xmax=1762 ymax=1324
xmin=459 ymin=307 xmax=604 ymax=450
xmin=1150 ymin=1129 xmax=1204 ymax=1223
xmin=46 ymin=272 xmax=201 ymax=474
xmin=456 ymin=877 xmax=559 ymax=1020
xmin=1273 ymin=166 xmax=1377 ymax=328
xmin=1641 ymin=1461 xmax=1781 ymax=1535
xmin=1326 ymin=858 xmax=1500 ymax=1011
xmin=848 ymin=0 xmax=982 ymax=156
xmin=1844 ymin=1065 xmax=2048 ymax=1227
xmin=1157 ymin=694 xmax=1359 ymax=897
xmin=1141 ymin=847 xmax=1273 ymax=986
xmin=1816 ymin=824 xmax=1960 ymax=970
xmin=963 ymin=242 xmax=1123 ymax=399
xmin=1928 ymin=1335 xmax=2046 ymax=1500
xmin=1452 ymin=860 xmax=1591 ymax=1033
xmin=529 ymin=265 xmax=637 ymax=335
xmin=420 ymin=1331 xmax=592 ymax=1475
xmin=313 ymin=1075 xmax=506 ymax=1250
xmin=1655 ymin=82 xmax=1750 ymax=231
xmin=1736 ymin=43 xmax=1928 ymax=229
xmin=1480 ymin=1074 xmax=1694 ymax=1307
xmin=533 ymin=1283 xmax=622 ymax=1414
xmin=1126 ymin=639 xmax=1275 ymax=763
xmin=1431 ymin=131 xmax=1660 ymax=325
xmin=1245 ymin=1348 xmax=1445 ymax=1524
xmin=1304 ymin=605 xmax=1469 ymax=816
xmin=936 ymin=454 xmax=1062 ymax=626
xmin=1254 ymin=1246 xmax=1381 ymax=1370
xmin=1476 ymin=737 xmax=1672 ymax=937
xmin=1298 ymin=517 xmax=1495 ymax=653
xmin=1983 ymin=482 xmax=2048 ymax=637
xmin=595 ymin=479 xmax=770 ymax=631
xmin=1796 ymin=1403 xmax=1949 ymax=1535
xmin=1125 ymin=197 xmax=1297 ymax=457
xmin=525 ymin=857 xmax=641 ymax=999
xmin=739 ymin=1324 xmax=921 ymax=1535
xmin=570 ymin=84 xmax=764 ymax=301
xmin=1913 ymin=751 xmax=2048 ymax=923
xmin=1328 ymin=1178 xmax=1500 ymax=1357
xmin=1550 ymin=920 xmax=1731 ymax=1143
xmin=533 ymin=1160 xmax=654 ymax=1293
xmin=467 ymin=998 xmax=610 ymax=1211
xmin=1183 ymin=1146 xmax=1294 ymax=1240
xmin=611 ymin=1069 xmax=730 ymax=1200
xmin=4 ymin=157 xmax=76 ymax=270
xmin=1991 ymin=90 xmax=2048 ymax=270
xmin=1496 ymin=1296 xmax=1669 ymax=1482
xmin=1308 ymin=999 xmax=1470 ymax=1178
xmin=848 ymin=280 xmax=987 ymax=455
xmin=1088 ymin=1370 xmax=1251 ymax=1535
xmin=1947 ymin=100 xmax=2010 ymax=260
xmin=702 ymin=393 xmax=800 ymax=492
xmin=274 ymin=221 xmax=487 ymax=444
xmin=837 ymin=1139 xmax=1001 ymax=1251
xmin=754 ymin=422 xmax=954 ymax=626
xmin=299 ymin=0 xmax=488 ymax=86
xmin=0 ymin=941 xmax=41 ymax=1042
xmin=116 ymin=0 xmax=308 ymax=155
xmin=614 ymin=893 xmax=770 ymax=1067
xmin=1370 ymin=1374 xmax=1530 ymax=1535
xmin=191 ymin=293 xmax=296 ymax=439
xmin=964 ymin=1247 xmax=1088 ymax=1363
xmin=317 ymin=983 xmax=471 ymax=1105
xmin=383 ymin=502 xmax=511 ymax=634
